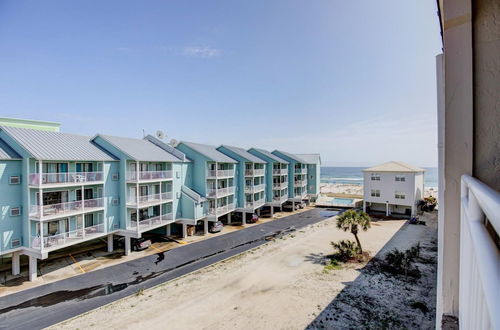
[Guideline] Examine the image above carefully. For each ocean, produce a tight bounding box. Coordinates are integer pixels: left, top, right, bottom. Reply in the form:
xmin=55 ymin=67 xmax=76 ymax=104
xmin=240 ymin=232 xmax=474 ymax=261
xmin=320 ymin=167 xmax=438 ymax=188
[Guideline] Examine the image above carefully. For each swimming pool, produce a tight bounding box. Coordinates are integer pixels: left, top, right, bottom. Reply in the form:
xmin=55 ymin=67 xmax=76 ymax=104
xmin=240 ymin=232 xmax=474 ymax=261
xmin=328 ymin=197 xmax=354 ymax=206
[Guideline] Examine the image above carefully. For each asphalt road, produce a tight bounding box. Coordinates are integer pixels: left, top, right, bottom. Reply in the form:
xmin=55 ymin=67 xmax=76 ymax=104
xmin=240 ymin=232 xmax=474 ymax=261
xmin=0 ymin=208 xmax=340 ymax=330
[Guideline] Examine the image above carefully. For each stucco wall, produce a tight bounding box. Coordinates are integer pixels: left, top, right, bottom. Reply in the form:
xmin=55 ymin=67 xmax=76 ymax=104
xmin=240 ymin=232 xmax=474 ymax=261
xmin=473 ymin=0 xmax=500 ymax=191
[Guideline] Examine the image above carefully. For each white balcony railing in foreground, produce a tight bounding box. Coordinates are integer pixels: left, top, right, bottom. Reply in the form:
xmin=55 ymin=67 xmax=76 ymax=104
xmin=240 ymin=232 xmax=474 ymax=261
xmin=206 ymin=169 xmax=235 ymax=178
xmin=245 ymin=198 xmax=265 ymax=209
xmin=459 ymin=175 xmax=500 ymax=330
xmin=273 ymin=195 xmax=288 ymax=203
xmin=208 ymin=203 xmax=235 ymax=216
xmin=130 ymin=213 xmax=174 ymax=231
xmin=29 ymin=172 xmax=104 ymax=186
xmin=273 ymin=169 xmax=288 ymax=175
xmin=29 ymin=198 xmax=104 ymax=219
xmin=127 ymin=192 xmax=173 ymax=206
xmin=126 ymin=170 xmax=172 ymax=181
xmin=31 ymin=224 xmax=105 ymax=250
xmin=207 ymin=186 xmax=235 ymax=198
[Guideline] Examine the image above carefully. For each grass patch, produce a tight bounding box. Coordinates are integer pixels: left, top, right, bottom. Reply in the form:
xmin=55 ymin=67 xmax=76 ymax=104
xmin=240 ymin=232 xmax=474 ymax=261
xmin=323 ymin=259 xmax=342 ymax=272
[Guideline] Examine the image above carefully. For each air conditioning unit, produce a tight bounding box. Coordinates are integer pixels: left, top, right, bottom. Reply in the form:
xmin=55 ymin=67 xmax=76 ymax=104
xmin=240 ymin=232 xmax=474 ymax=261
xmin=10 ymin=207 xmax=21 ymax=216
xmin=11 ymin=238 xmax=21 ymax=248
xmin=9 ymin=176 xmax=21 ymax=185
xmin=112 ymin=198 xmax=120 ymax=206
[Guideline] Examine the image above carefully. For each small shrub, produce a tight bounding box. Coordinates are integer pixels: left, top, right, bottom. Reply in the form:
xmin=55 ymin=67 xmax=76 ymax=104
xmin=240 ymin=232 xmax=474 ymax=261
xmin=331 ymin=240 xmax=359 ymax=261
xmin=323 ymin=259 xmax=342 ymax=272
xmin=382 ymin=243 xmax=422 ymax=278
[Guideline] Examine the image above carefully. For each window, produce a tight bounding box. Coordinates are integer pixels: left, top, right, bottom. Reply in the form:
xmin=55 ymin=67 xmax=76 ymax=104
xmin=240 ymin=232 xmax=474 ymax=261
xmin=9 ymin=175 xmax=21 ymax=184
xmin=10 ymin=207 xmax=21 ymax=216
xmin=395 ymin=175 xmax=406 ymax=182
xmin=11 ymin=238 xmax=21 ymax=248
xmin=371 ymin=173 xmax=380 ymax=181
xmin=395 ymin=191 xmax=406 ymax=199
xmin=370 ymin=190 xmax=380 ymax=197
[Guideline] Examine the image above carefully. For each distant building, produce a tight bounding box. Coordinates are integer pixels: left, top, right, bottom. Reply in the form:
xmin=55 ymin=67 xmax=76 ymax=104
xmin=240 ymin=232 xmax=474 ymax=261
xmin=0 ymin=117 xmax=61 ymax=132
xmin=294 ymin=154 xmax=321 ymax=201
xmin=362 ymin=161 xmax=424 ymax=216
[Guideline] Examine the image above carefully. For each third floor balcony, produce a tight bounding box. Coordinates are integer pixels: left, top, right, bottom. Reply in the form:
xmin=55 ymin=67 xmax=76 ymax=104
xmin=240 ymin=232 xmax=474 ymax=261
xmin=29 ymin=198 xmax=104 ymax=220
xmin=126 ymin=170 xmax=173 ymax=182
xmin=29 ymin=172 xmax=104 ymax=187
xmin=207 ymin=169 xmax=235 ymax=178
xmin=207 ymin=186 xmax=235 ymax=198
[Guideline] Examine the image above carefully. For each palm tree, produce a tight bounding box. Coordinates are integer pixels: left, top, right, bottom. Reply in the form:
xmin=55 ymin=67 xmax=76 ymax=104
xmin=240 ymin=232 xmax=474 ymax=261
xmin=336 ymin=209 xmax=371 ymax=254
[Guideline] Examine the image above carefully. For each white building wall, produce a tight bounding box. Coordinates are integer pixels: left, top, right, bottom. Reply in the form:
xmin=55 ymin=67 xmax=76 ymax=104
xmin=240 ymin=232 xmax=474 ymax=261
xmin=363 ymin=171 xmax=419 ymax=208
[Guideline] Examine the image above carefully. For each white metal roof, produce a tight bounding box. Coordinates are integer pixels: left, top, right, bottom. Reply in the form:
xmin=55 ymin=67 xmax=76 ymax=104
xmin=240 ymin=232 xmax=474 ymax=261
xmin=363 ymin=161 xmax=425 ymax=173
xmin=219 ymin=145 xmax=266 ymax=164
xmin=294 ymin=153 xmax=321 ymax=165
xmin=0 ymin=126 xmax=116 ymax=161
xmin=179 ymin=141 xmax=237 ymax=163
xmin=95 ymin=134 xmax=182 ymax=162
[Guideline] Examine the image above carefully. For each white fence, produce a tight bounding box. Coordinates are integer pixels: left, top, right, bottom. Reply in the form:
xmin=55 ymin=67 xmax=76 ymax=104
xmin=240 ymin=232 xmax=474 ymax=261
xmin=459 ymin=175 xmax=499 ymax=330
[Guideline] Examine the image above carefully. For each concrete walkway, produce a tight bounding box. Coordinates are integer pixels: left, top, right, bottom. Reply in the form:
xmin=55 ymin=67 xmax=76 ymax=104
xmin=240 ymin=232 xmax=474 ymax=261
xmin=0 ymin=208 xmax=338 ymax=330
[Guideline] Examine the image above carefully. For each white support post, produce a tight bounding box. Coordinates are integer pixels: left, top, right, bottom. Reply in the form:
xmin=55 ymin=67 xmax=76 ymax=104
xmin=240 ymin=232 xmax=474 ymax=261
xmin=124 ymin=236 xmax=131 ymax=256
xmin=166 ymin=224 xmax=171 ymax=236
xmin=256 ymin=208 xmax=261 ymax=216
xmin=292 ymin=201 xmax=295 ymax=211
xmin=363 ymin=201 xmax=366 ymax=212
xmin=204 ymin=219 xmax=209 ymax=235
xmin=386 ymin=202 xmax=389 ymax=216
xmin=242 ymin=212 xmax=246 ymax=226
xmin=28 ymin=256 xmax=38 ymax=281
xmin=270 ymin=206 xmax=274 ymax=217
xmin=12 ymin=252 xmax=20 ymax=275
xmin=136 ymin=162 xmax=140 ymax=238
xmin=107 ymin=234 xmax=113 ymax=253
xmin=182 ymin=223 xmax=187 ymax=238
xmin=227 ymin=213 xmax=231 ymax=224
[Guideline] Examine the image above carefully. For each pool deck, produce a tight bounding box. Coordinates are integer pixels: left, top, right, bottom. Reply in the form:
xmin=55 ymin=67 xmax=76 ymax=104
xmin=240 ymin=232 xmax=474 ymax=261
xmin=315 ymin=195 xmax=363 ymax=208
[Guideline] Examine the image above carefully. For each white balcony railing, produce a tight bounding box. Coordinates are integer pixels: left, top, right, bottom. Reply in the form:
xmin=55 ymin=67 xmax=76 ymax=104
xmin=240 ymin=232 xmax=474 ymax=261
xmin=29 ymin=172 xmax=104 ymax=186
xmin=207 ymin=186 xmax=235 ymax=198
xmin=245 ymin=169 xmax=265 ymax=176
xmin=129 ymin=213 xmax=174 ymax=231
xmin=273 ymin=169 xmax=288 ymax=175
xmin=273 ymin=182 xmax=288 ymax=189
xmin=294 ymin=168 xmax=307 ymax=174
xmin=127 ymin=192 xmax=173 ymax=206
xmin=208 ymin=203 xmax=235 ymax=216
xmin=206 ymin=169 xmax=235 ymax=178
xmin=29 ymin=198 xmax=104 ymax=219
xmin=245 ymin=184 xmax=266 ymax=193
xmin=31 ymin=223 xmax=105 ymax=250
xmin=126 ymin=170 xmax=173 ymax=181
xmin=273 ymin=195 xmax=288 ymax=203
xmin=294 ymin=180 xmax=307 ymax=187
xmin=245 ymin=198 xmax=265 ymax=209
xmin=459 ymin=175 xmax=500 ymax=330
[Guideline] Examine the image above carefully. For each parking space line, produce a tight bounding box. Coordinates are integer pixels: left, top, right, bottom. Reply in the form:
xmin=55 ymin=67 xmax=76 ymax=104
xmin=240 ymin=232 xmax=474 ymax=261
xmin=69 ymin=254 xmax=86 ymax=274
xmin=150 ymin=245 xmax=164 ymax=253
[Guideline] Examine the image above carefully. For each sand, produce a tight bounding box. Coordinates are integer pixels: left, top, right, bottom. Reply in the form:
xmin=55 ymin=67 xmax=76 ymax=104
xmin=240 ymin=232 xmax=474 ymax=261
xmin=50 ymin=213 xmax=437 ymax=330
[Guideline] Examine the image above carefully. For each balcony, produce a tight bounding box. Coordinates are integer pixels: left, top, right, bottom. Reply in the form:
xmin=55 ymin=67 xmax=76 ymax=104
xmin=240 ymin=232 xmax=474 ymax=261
xmin=245 ymin=169 xmax=265 ymax=177
xmin=294 ymin=180 xmax=307 ymax=187
xmin=207 ymin=203 xmax=235 ymax=216
xmin=207 ymin=186 xmax=235 ymax=198
xmin=31 ymin=223 xmax=106 ymax=251
xmin=206 ymin=169 xmax=235 ymax=178
xmin=126 ymin=170 xmax=173 ymax=182
xmin=129 ymin=213 xmax=174 ymax=231
xmin=29 ymin=172 xmax=104 ymax=187
xmin=29 ymin=198 xmax=104 ymax=220
xmin=244 ymin=183 xmax=266 ymax=193
xmin=127 ymin=192 xmax=173 ymax=208
xmin=294 ymin=191 xmax=307 ymax=199
xmin=272 ymin=195 xmax=288 ymax=203
xmin=459 ymin=175 xmax=499 ymax=330
xmin=294 ymin=168 xmax=307 ymax=174
xmin=273 ymin=169 xmax=288 ymax=176
xmin=245 ymin=198 xmax=265 ymax=210
xmin=273 ymin=182 xmax=288 ymax=190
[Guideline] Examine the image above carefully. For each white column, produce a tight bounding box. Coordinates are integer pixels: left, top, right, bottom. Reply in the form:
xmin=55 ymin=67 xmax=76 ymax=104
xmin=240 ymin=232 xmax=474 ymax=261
xmin=107 ymin=234 xmax=113 ymax=253
xmin=411 ymin=204 xmax=416 ymax=217
xmin=270 ymin=206 xmax=274 ymax=217
xmin=166 ymin=224 xmax=171 ymax=236
xmin=242 ymin=212 xmax=246 ymax=226
xmin=227 ymin=213 xmax=231 ymax=224
xmin=385 ymin=202 xmax=389 ymax=216
xmin=256 ymin=208 xmax=261 ymax=216
xmin=28 ymin=256 xmax=37 ymax=281
xmin=182 ymin=223 xmax=187 ymax=238
xmin=12 ymin=252 xmax=20 ymax=275
xmin=363 ymin=201 xmax=366 ymax=212
xmin=292 ymin=201 xmax=295 ymax=210
xmin=124 ymin=236 xmax=131 ymax=256
xmin=204 ymin=219 xmax=209 ymax=235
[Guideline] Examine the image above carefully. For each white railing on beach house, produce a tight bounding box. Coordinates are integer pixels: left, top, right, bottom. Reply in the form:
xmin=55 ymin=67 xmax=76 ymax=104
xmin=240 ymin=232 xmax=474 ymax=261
xmin=29 ymin=198 xmax=104 ymax=219
xmin=31 ymin=223 xmax=106 ymax=250
xmin=273 ymin=169 xmax=288 ymax=175
xmin=459 ymin=175 xmax=500 ymax=330
xmin=129 ymin=213 xmax=174 ymax=231
xmin=127 ymin=192 xmax=173 ymax=207
xmin=29 ymin=171 xmax=104 ymax=186
xmin=126 ymin=170 xmax=173 ymax=181
xmin=208 ymin=203 xmax=235 ymax=216
xmin=207 ymin=169 xmax=235 ymax=178
xmin=207 ymin=186 xmax=235 ymax=198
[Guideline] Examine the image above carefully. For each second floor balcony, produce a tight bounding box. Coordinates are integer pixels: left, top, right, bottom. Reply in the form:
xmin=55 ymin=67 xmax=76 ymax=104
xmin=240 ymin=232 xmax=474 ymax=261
xmin=29 ymin=198 xmax=104 ymax=220
xmin=245 ymin=169 xmax=265 ymax=177
xmin=272 ymin=195 xmax=288 ymax=203
xmin=126 ymin=170 xmax=173 ymax=182
xmin=127 ymin=192 xmax=173 ymax=208
xmin=206 ymin=169 xmax=235 ymax=178
xmin=29 ymin=172 xmax=104 ymax=187
xmin=294 ymin=168 xmax=307 ymax=174
xmin=273 ymin=169 xmax=288 ymax=176
xmin=273 ymin=182 xmax=288 ymax=190
xmin=245 ymin=198 xmax=265 ymax=210
xmin=207 ymin=203 xmax=235 ymax=216
xmin=294 ymin=180 xmax=307 ymax=187
xmin=207 ymin=186 xmax=235 ymax=198
xmin=244 ymin=183 xmax=266 ymax=193
xmin=31 ymin=223 xmax=106 ymax=251
xmin=129 ymin=213 xmax=174 ymax=232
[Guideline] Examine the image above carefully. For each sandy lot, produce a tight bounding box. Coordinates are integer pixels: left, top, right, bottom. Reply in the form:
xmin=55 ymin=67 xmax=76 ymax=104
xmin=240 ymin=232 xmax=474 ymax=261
xmin=51 ymin=215 xmax=413 ymax=330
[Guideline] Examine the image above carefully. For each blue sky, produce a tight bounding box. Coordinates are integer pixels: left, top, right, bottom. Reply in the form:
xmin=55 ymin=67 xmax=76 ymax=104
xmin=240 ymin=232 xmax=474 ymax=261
xmin=0 ymin=1 xmax=442 ymax=166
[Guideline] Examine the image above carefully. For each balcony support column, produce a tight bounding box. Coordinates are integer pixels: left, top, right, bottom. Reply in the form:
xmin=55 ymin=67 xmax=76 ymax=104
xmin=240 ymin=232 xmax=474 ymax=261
xmin=242 ymin=212 xmax=246 ymax=226
xmin=124 ymin=236 xmax=131 ymax=256
xmin=181 ymin=223 xmax=187 ymax=238
xmin=12 ymin=252 xmax=20 ymax=275
xmin=28 ymin=256 xmax=38 ymax=281
xmin=270 ymin=206 xmax=274 ymax=217
xmin=166 ymin=224 xmax=171 ymax=236
xmin=363 ymin=201 xmax=366 ymax=212
xmin=227 ymin=212 xmax=231 ymax=224
xmin=256 ymin=208 xmax=260 ymax=216
xmin=107 ymin=234 xmax=113 ymax=253
xmin=203 ymin=219 xmax=208 ymax=235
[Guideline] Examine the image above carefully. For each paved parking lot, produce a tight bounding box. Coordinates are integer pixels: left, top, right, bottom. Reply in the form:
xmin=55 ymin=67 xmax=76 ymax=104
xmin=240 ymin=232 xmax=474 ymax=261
xmin=0 ymin=207 xmax=336 ymax=330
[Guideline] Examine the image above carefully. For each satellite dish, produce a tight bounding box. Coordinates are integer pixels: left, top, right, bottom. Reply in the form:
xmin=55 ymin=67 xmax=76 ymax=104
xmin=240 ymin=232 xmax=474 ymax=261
xmin=170 ymin=138 xmax=179 ymax=147
xmin=156 ymin=130 xmax=165 ymax=139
